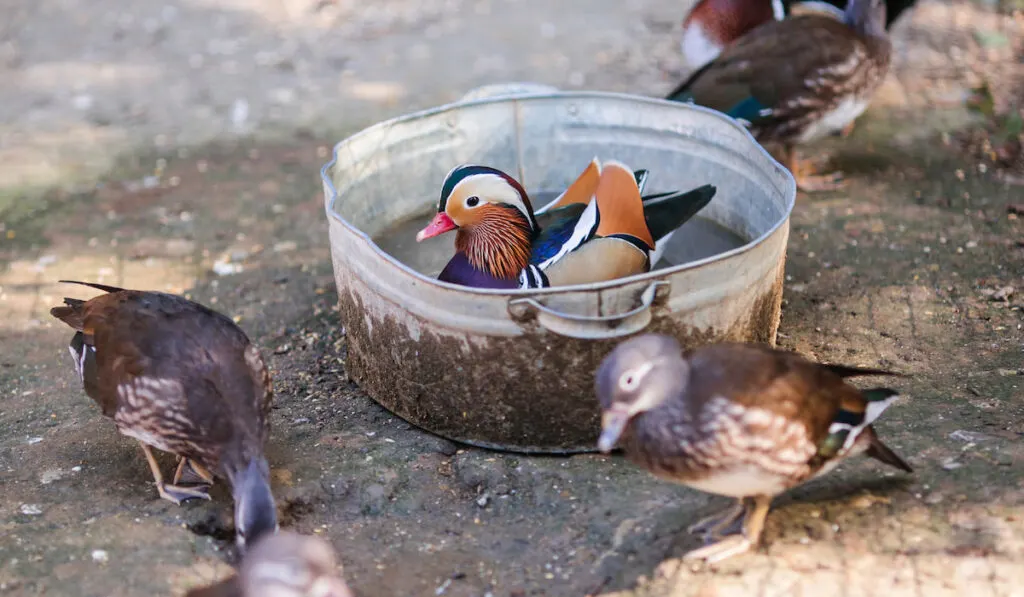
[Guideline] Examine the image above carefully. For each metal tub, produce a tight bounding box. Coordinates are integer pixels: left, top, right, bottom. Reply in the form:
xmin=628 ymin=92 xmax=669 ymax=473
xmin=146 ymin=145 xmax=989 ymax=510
xmin=321 ymin=87 xmax=796 ymax=454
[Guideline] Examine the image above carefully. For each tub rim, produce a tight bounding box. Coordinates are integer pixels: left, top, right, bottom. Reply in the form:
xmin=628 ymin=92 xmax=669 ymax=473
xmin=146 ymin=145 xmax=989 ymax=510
xmin=321 ymin=89 xmax=796 ymax=297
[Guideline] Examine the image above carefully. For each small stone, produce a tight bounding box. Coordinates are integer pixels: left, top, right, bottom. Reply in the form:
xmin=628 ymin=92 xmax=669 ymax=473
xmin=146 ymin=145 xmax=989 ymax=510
xmin=39 ymin=469 xmax=65 ymax=484
xmin=231 ymin=99 xmax=249 ymax=129
xmin=72 ymin=94 xmax=94 ymax=111
xmin=91 ymin=550 xmax=109 ymax=564
xmin=20 ymin=504 xmax=42 ymax=515
xmin=212 ymin=260 xmax=243 ymax=276
xmin=949 ymin=429 xmax=991 ymax=442
xmin=476 ymin=494 xmax=490 ymax=508
xmin=990 ymin=286 xmax=1014 ymax=301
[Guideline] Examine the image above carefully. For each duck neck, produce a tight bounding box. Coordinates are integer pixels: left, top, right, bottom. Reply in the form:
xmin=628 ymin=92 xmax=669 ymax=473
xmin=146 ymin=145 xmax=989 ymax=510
xmin=456 ymin=208 xmax=536 ymax=281
xmin=845 ymin=0 xmax=886 ymax=37
xmin=226 ymin=455 xmax=278 ymax=550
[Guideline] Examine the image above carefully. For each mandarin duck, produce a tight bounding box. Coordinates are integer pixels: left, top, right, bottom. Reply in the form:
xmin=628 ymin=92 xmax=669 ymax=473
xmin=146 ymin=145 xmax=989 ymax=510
xmin=186 ymin=532 xmax=354 ymax=597
xmin=415 ymin=159 xmax=716 ymax=289
xmin=667 ymin=0 xmax=892 ymax=192
xmin=50 ymin=280 xmax=277 ymax=549
xmin=596 ymin=334 xmax=912 ymax=563
xmin=680 ymin=0 xmax=914 ymax=73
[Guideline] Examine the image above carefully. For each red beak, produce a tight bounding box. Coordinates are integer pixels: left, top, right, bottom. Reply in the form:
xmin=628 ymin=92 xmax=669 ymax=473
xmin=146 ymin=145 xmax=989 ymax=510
xmin=416 ymin=212 xmax=458 ymax=242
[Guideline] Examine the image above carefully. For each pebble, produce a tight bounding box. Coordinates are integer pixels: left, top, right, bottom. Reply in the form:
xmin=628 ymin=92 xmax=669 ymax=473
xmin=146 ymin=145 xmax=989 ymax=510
xmin=39 ymin=469 xmax=65 ymax=484
xmin=91 ymin=550 xmax=109 ymax=564
xmin=949 ymin=429 xmax=991 ymax=443
xmin=20 ymin=504 xmax=42 ymax=516
xmin=72 ymin=94 xmax=94 ymax=111
xmin=212 ymin=259 xmax=243 ymax=276
xmin=231 ymin=99 xmax=250 ymax=130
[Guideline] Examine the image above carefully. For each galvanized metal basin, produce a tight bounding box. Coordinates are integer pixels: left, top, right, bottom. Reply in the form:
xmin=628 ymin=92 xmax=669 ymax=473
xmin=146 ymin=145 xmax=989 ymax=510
xmin=322 ymin=86 xmax=796 ymax=454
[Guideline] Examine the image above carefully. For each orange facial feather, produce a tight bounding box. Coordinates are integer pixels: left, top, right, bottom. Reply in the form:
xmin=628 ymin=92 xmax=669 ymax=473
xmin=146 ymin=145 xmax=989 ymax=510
xmin=455 ymin=204 xmax=534 ymax=280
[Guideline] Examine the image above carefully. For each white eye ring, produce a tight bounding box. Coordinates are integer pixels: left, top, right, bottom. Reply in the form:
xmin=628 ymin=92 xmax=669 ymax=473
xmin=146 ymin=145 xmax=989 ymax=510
xmin=619 ymin=374 xmax=638 ymax=391
xmin=618 ymin=362 xmax=653 ymax=391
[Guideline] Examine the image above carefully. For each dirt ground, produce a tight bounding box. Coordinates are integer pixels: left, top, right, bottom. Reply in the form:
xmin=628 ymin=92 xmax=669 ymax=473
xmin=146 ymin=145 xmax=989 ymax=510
xmin=1 ymin=0 xmax=1023 ymax=596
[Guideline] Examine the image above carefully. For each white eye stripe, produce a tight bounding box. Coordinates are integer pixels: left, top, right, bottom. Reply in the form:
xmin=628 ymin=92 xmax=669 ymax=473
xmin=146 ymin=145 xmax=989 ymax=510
xmin=619 ymin=362 xmax=654 ymax=391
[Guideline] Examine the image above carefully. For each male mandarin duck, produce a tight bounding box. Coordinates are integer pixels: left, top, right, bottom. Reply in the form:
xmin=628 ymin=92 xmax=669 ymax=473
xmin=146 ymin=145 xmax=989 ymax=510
xmin=415 ymin=159 xmax=717 ymax=289
xmin=680 ymin=0 xmax=915 ymax=72
xmin=50 ymin=280 xmax=278 ymax=549
xmin=186 ymin=532 xmax=355 ymax=597
xmin=667 ymin=0 xmax=893 ymax=191
xmin=596 ymin=334 xmax=912 ymax=563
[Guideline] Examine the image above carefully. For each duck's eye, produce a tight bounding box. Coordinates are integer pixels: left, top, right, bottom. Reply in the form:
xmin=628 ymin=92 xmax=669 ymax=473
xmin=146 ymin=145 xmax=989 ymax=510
xmin=466 ymin=196 xmax=480 ymax=207
xmin=619 ymin=373 xmax=639 ymax=391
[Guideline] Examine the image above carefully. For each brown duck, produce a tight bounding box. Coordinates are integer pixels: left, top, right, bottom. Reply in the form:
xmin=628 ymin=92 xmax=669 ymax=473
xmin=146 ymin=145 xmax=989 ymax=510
xmin=186 ymin=531 xmax=354 ymax=597
xmin=50 ymin=280 xmax=278 ymax=548
xmin=596 ymin=334 xmax=912 ymax=563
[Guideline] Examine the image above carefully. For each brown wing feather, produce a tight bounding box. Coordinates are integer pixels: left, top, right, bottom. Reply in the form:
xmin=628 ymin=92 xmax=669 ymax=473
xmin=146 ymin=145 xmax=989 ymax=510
xmin=54 ymin=289 xmax=270 ymax=470
xmin=594 ymin=161 xmax=655 ymax=249
xmin=542 ymin=158 xmax=601 ymax=212
xmin=50 ymin=302 xmax=86 ymax=331
xmin=686 ymin=343 xmax=862 ymax=444
xmin=677 ymin=16 xmax=891 ymax=143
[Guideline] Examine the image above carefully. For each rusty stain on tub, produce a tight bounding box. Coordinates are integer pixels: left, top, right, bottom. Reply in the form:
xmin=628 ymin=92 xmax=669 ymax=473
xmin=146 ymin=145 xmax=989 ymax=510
xmin=335 ymin=259 xmax=786 ymax=454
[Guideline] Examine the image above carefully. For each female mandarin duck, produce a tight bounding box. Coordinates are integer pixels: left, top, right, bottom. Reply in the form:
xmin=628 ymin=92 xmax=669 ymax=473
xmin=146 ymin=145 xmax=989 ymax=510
xmin=186 ymin=532 xmax=354 ymax=597
xmin=596 ymin=334 xmax=912 ymax=563
xmin=50 ymin=280 xmax=278 ymax=550
xmin=680 ymin=0 xmax=915 ymax=72
xmin=415 ymin=159 xmax=716 ymax=289
xmin=668 ymin=0 xmax=893 ymax=191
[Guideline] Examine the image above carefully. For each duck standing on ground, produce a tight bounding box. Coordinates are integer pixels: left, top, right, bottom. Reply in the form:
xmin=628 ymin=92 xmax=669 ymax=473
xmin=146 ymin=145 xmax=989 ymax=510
xmin=680 ymin=0 xmax=914 ymax=73
xmin=50 ymin=280 xmax=278 ymax=549
xmin=668 ymin=0 xmax=893 ymax=191
xmin=595 ymin=334 xmax=912 ymax=562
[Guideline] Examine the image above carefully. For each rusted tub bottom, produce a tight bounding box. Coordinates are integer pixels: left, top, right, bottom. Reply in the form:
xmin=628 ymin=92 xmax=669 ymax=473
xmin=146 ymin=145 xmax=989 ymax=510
xmin=334 ymin=260 xmax=785 ymax=454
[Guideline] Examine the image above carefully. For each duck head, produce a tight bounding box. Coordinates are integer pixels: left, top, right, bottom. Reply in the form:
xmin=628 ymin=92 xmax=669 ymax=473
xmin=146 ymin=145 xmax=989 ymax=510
xmin=595 ymin=334 xmax=691 ymax=453
xmin=230 ymin=457 xmax=279 ymax=552
xmin=416 ymin=165 xmax=539 ymax=281
xmin=239 ymin=532 xmax=354 ymax=597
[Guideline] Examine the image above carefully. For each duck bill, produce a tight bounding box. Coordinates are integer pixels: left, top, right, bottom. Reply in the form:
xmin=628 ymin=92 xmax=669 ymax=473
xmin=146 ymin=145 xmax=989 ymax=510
xmin=416 ymin=212 xmax=457 ymax=242
xmin=597 ymin=406 xmax=631 ymax=453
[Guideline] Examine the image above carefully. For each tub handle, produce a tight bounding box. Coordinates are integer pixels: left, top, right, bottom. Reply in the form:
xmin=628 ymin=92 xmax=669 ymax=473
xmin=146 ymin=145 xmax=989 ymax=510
xmin=507 ymin=281 xmax=670 ymax=339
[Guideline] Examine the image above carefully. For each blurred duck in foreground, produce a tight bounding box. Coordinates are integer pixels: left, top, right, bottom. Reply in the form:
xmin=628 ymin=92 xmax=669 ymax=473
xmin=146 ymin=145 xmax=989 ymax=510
xmin=668 ymin=0 xmax=893 ymax=191
xmin=596 ymin=334 xmax=912 ymax=562
xmin=415 ymin=159 xmax=716 ymax=289
xmin=186 ymin=532 xmax=354 ymax=597
xmin=50 ymin=280 xmax=278 ymax=550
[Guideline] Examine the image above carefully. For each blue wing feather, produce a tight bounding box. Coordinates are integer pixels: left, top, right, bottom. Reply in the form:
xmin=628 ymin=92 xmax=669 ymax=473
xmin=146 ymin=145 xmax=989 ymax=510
xmin=530 ymin=204 xmax=588 ymax=264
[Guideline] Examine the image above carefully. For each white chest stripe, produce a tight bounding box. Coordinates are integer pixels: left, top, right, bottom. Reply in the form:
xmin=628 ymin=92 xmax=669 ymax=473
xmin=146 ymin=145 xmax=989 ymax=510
xmin=536 ymin=199 xmax=599 ymax=271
